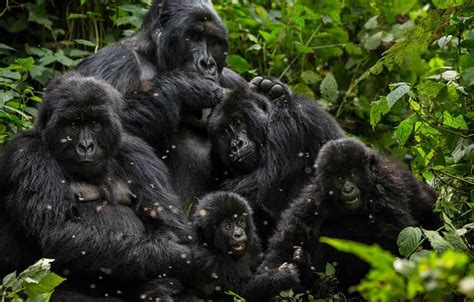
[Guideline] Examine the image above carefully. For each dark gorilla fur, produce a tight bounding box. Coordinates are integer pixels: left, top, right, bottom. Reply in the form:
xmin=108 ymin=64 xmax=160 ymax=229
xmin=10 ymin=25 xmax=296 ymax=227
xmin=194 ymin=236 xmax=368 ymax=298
xmin=76 ymin=0 xmax=247 ymax=207
xmin=0 ymin=73 xmax=192 ymax=301
xmin=191 ymin=192 xmax=299 ymax=301
xmin=208 ymin=81 xmax=344 ymax=243
xmin=259 ymin=138 xmax=439 ymax=294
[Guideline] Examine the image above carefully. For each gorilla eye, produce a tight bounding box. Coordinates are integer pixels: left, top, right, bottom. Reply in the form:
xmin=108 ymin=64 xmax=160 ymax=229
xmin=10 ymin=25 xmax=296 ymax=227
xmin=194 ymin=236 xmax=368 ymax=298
xmin=219 ymin=128 xmax=230 ymax=138
xmin=237 ymin=218 xmax=245 ymax=227
xmin=224 ymin=223 xmax=232 ymax=230
xmin=68 ymin=123 xmax=79 ymax=132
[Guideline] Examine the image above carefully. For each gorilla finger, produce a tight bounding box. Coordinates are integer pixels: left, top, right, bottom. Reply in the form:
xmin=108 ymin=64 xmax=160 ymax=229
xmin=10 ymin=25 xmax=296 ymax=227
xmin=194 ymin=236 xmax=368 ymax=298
xmin=268 ymin=84 xmax=285 ymax=99
xmin=260 ymin=79 xmax=274 ymax=92
xmin=249 ymin=76 xmax=264 ymax=86
xmin=248 ymin=83 xmax=259 ymax=91
xmin=279 ymin=262 xmax=289 ymax=269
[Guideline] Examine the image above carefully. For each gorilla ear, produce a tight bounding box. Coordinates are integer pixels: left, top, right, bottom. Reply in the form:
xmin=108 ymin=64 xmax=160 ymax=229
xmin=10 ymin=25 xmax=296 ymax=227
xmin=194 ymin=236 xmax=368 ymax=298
xmin=368 ymin=152 xmax=379 ymax=172
xmin=36 ymin=102 xmax=52 ymax=130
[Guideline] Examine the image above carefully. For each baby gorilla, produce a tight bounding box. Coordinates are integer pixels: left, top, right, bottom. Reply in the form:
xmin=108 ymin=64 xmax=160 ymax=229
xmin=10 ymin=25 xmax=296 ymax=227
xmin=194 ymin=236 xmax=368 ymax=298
xmin=192 ymin=192 xmax=299 ymax=301
xmin=260 ymin=138 xmax=439 ymax=294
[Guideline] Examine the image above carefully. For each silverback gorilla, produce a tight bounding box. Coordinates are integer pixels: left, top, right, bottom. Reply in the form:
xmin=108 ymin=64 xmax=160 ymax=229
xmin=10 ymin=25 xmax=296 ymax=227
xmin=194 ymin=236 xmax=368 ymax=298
xmin=259 ymin=138 xmax=439 ymax=294
xmin=208 ymin=77 xmax=344 ymax=243
xmin=192 ymin=192 xmax=299 ymax=301
xmin=0 ymin=73 xmax=191 ymax=301
xmin=76 ymin=0 xmax=247 ymax=207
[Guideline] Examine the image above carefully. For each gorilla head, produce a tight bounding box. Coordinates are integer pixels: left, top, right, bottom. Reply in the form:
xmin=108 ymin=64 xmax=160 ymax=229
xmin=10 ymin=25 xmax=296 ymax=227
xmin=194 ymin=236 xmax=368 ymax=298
xmin=314 ymin=139 xmax=376 ymax=215
xmin=144 ymin=0 xmax=228 ymax=81
xmin=193 ymin=191 xmax=256 ymax=258
xmin=37 ymin=73 xmax=124 ymax=181
xmin=208 ymin=90 xmax=271 ymax=174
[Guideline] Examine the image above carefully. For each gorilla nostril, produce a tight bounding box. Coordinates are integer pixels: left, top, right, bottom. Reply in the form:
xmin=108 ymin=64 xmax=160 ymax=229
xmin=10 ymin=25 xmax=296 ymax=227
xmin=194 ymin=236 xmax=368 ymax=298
xmin=342 ymin=181 xmax=355 ymax=194
xmin=237 ymin=139 xmax=244 ymax=148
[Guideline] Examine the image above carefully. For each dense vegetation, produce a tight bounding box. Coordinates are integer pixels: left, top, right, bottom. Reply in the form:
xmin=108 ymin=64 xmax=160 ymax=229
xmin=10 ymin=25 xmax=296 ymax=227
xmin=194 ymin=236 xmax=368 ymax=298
xmin=0 ymin=0 xmax=472 ymax=301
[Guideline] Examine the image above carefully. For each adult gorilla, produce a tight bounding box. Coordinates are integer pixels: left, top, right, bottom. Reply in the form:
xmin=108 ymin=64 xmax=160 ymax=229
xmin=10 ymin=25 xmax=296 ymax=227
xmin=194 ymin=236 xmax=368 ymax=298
xmin=0 ymin=73 xmax=191 ymax=301
xmin=208 ymin=77 xmax=344 ymax=243
xmin=77 ymin=0 xmax=246 ymax=206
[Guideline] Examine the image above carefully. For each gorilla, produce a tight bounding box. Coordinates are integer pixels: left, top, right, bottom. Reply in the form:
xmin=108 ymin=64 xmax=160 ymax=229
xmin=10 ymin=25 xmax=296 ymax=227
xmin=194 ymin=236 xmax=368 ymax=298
xmin=191 ymin=191 xmax=299 ymax=301
xmin=208 ymin=77 xmax=344 ymax=243
xmin=76 ymin=0 xmax=243 ymax=95
xmin=76 ymin=0 xmax=247 ymax=207
xmin=0 ymin=73 xmax=191 ymax=301
xmin=259 ymin=138 xmax=439 ymax=294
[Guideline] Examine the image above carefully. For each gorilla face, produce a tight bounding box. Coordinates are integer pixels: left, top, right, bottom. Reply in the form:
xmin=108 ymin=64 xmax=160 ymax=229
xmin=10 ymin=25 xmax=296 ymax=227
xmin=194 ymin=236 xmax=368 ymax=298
xmin=151 ymin=0 xmax=228 ymax=82
xmin=209 ymin=91 xmax=271 ymax=174
xmin=315 ymin=139 xmax=375 ymax=214
xmin=193 ymin=192 xmax=257 ymax=259
xmin=215 ymin=117 xmax=259 ymax=173
xmin=38 ymin=74 xmax=123 ymax=180
xmin=219 ymin=215 xmax=248 ymax=256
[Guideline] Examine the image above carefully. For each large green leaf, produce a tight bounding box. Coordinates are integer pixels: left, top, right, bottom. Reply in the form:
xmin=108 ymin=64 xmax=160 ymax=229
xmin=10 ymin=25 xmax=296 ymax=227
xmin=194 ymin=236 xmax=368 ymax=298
xmin=397 ymin=226 xmax=423 ymax=257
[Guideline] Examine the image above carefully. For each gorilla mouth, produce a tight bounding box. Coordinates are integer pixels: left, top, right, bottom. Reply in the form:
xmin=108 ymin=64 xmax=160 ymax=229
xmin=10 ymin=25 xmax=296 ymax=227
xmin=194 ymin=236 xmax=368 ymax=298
xmin=231 ymin=241 xmax=246 ymax=253
xmin=230 ymin=150 xmax=254 ymax=163
xmin=344 ymin=196 xmax=360 ymax=204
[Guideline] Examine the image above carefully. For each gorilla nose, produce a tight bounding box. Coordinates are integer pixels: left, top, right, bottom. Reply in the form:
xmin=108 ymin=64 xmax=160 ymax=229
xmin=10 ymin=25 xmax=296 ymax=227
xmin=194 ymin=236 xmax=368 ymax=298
xmin=197 ymin=55 xmax=217 ymax=78
xmin=233 ymin=228 xmax=245 ymax=240
xmin=76 ymin=139 xmax=96 ymax=158
xmin=230 ymin=137 xmax=246 ymax=153
xmin=342 ymin=180 xmax=355 ymax=194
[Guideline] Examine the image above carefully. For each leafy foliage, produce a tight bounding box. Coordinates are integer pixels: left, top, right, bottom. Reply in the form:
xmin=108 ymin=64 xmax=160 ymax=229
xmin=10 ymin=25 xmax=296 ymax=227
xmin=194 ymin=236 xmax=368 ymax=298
xmin=322 ymin=237 xmax=474 ymax=301
xmin=0 ymin=259 xmax=65 ymax=302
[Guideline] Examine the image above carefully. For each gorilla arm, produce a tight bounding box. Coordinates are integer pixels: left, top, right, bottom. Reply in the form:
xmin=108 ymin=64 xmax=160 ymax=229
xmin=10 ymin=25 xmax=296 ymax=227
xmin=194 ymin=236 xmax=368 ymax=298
xmin=118 ymin=133 xmax=191 ymax=239
xmin=0 ymin=132 xmax=187 ymax=279
xmin=258 ymin=193 xmax=327 ymax=273
xmin=120 ymin=71 xmax=228 ymax=151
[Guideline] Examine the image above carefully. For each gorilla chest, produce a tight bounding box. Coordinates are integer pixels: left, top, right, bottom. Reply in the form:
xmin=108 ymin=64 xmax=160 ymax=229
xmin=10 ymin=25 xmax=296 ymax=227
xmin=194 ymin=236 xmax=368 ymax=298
xmin=69 ymin=181 xmax=145 ymax=235
xmin=166 ymin=126 xmax=216 ymax=207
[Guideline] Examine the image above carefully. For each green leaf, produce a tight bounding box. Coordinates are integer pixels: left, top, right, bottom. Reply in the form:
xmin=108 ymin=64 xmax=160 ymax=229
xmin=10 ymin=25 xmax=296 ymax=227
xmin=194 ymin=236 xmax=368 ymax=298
xmin=394 ymin=114 xmax=416 ymax=146
xmin=416 ymin=81 xmax=444 ymax=103
xmin=3 ymin=272 xmax=18 ymax=288
xmin=15 ymin=57 xmax=35 ymax=70
xmin=320 ymin=73 xmax=338 ymax=103
xmin=423 ymin=230 xmax=453 ymax=252
xmin=226 ymin=55 xmax=251 ymax=74
xmin=364 ymin=31 xmax=383 ymax=51
xmin=369 ymin=97 xmax=389 ymax=128
xmin=364 ymin=15 xmax=379 ymax=30
xmin=0 ymin=43 xmax=15 ymax=51
xmin=74 ymin=39 xmax=96 ymax=47
xmin=325 ymin=262 xmax=336 ymax=276
xmin=461 ymin=67 xmax=474 ymax=86
xmin=24 ymin=272 xmax=65 ymax=298
xmin=397 ymin=227 xmax=422 ymax=257
xmin=386 ymin=83 xmax=410 ymax=108
xmin=320 ymin=237 xmax=395 ymax=269
xmin=432 ymin=0 xmax=464 ymax=8
xmin=301 ymin=70 xmax=321 ymax=85
xmin=292 ymin=83 xmax=315 ymax=99
xmin=443 ymin=111 xmax=468 ymax=130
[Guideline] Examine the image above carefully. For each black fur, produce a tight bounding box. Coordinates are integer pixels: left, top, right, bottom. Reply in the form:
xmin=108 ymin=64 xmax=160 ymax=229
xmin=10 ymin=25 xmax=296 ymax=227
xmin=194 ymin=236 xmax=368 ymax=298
xmin=192 ymin=192 xmax=299 ymax=301
xmin=259 ymin=138 xmax=439 ymax=294
xmin=208 ymin=79 xmax=344 ymax=243
xmin=0 ymin=73 xmax=191 ymax=301
xmin=76 ymin=0 xmax=247 ymax=208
